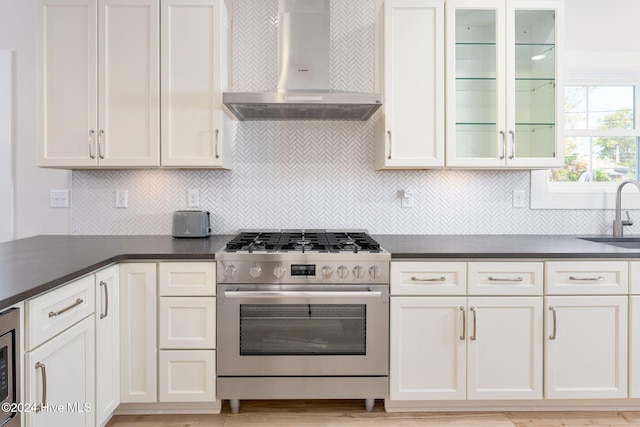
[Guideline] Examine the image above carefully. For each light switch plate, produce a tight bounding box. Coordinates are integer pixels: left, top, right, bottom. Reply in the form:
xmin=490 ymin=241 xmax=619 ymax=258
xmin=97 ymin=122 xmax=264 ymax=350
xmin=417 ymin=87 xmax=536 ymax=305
xmin=115 ymin=190 xmax=128 ymax=208
xmin=50 ymin=190 xmax=70 ymax=208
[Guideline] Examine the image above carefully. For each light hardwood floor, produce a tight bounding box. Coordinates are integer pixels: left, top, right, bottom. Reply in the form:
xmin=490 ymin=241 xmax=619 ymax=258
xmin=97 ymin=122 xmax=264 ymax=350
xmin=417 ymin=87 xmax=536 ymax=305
xmin=106 ymin=400 xmax=640 ymax=426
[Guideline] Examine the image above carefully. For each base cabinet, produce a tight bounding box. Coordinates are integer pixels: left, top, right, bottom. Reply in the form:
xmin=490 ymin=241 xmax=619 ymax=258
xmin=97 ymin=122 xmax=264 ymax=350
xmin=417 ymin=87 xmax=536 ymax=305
xmin=25 ymin=316 xmax=95 ymax=427
xmin=545 ymin=296 xmax=628 ymax=399
xmin=158 ymin=350 xmax=216 ymax=402
xmin=390 ymin=296 xmax=542 ymax=400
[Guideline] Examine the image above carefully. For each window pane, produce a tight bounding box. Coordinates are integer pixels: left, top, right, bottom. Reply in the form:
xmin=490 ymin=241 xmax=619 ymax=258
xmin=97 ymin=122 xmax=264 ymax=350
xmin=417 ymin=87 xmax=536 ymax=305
xmin=564 ymin=86 xmax=587 ymax=130
xmin=550 ymin=136 xmax=590 ymax=182
xmin=594 ymin=136 xmax=636 ymax=180
xmin=588 ymin=86 xmax=634 ymax=130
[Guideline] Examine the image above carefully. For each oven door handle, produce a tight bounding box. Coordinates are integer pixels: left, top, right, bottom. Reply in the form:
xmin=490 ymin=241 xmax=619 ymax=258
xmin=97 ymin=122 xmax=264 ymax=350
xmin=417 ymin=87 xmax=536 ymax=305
xmin=223 ymin=290 xmax=383 ymax=299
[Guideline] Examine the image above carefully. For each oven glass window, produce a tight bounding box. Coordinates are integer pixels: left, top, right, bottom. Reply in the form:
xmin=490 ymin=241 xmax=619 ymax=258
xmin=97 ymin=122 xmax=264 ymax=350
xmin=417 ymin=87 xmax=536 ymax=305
xmin=239 ymin=304 xmax=366 ymax=355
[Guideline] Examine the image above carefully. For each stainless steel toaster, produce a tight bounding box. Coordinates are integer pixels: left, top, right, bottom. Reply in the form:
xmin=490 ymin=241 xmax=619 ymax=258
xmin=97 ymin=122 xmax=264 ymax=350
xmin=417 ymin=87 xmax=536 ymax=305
xmin=172 ymin=210 xmax=211 ymax=238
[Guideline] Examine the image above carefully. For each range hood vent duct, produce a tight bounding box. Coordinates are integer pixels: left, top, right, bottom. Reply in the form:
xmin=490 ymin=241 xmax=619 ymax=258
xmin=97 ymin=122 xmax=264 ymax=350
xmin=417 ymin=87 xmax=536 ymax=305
xmin=223 ymin=0 xmax=382 ymax=121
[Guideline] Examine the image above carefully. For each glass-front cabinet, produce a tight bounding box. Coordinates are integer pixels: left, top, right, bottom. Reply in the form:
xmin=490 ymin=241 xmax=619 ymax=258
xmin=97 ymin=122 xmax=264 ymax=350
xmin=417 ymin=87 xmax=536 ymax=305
xmin=446 ymin=0 xmax=564 ymax=168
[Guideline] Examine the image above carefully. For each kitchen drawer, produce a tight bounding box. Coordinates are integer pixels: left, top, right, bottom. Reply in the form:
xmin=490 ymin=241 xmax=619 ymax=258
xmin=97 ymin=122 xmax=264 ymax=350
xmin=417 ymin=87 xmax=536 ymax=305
xmin=158 ymin=262 xmax=216 ymax=296
xmin=390 ymin=262 xmax=466 ymax=295
xmin=545 ymin=261 xmax=628 ymax=295
xmin=158 ymin=350 xmax=216 ymax=402
xmin=630 ymin=262 xmax=640 ymax=295
xmin=26 ymin=274 xmax=95 ymax=350
xmin=468 ymin=262 xmax=543 ymax=295
xmin=159 ymin=297 xmax=216 ymax=349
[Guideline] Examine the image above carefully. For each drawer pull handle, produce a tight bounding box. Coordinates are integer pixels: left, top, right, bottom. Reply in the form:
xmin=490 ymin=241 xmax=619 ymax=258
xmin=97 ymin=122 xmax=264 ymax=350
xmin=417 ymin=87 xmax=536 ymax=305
xmin=459 ymin=306 xmax=466 ymax=340
xmin=470 ymin=307 xmax=477 ymax=341
xmin=488 ymin=276 xmax=523 ymax=282
xmin=48 ymin=298 xmax=83 ymax=318
xmin=35 ymin=362 xmax=47 ymax=412
xmin=411 ymin=276 xmax=446 ymax=282
xmin=549 ymin=306 xmax=557 ymax=340
xmin=569 ymin=276 xmax=604 ymax=281
xmin=100 ymin=281 xmax=109 ymax=319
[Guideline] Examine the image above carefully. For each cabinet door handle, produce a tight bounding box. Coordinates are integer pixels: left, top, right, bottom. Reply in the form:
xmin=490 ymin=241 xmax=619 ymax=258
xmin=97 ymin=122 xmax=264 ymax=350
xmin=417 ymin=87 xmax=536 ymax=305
xmin=488 ymin=276 xmax=523 ymax=282
xmin=48 ymin=298 xmax=83 ymax=318
xmin=100 ymin=281 xmax=109 ymax=319
xmin=569 ymin=275 xmax=604 ymax=281
xmin=549 ymin=306 xmax=557 ymax=340
xmin=35 ymin=362 xmax=47 ymax=412
xmin=509 ymin=130 xmax=515 ymax=159
xmin=470 ymin=306 xmax=477 ymax=341
xmin=387 ymin=130 xmax=392 ymax=160
xmin=88 ymin=130 xmax=96 ymax=159
xmin=459 ymin=306 xmax=466 ymax=340
xmin=98 ymin=129 xmax=105 ymax=159
xmin=499 ymin=130 xmax=506 ymax=159
xmin=215 ymin=129 xmax=220 ymax=159
xmin=411 ymin=276 xmax=446 ymax=282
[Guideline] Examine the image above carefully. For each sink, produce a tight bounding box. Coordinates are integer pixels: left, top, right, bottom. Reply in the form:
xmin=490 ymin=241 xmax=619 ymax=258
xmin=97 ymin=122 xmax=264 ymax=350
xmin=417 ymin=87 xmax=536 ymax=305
xmin=580 ymin=237 xmax=640 ymax=249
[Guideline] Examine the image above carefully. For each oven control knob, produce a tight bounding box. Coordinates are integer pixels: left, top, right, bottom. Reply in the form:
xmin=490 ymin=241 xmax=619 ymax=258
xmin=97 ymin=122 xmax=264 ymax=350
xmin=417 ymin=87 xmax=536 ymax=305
xmin=273 ymin=265 xmax=286 ymax=279
xmin=353 ymin=266 xmax=366 ymax=279
xmin=321 ymin=266 xmax=333 ymax=279
xmin=249 ymin=265 xmax=262 ymax=279
xmin=369 ymin=266 xmax=381 ymax=279
xmin=337 ymin=265 xmax=349 ymax=279
xmin=225 ymin=265 xmax=238 ymax=278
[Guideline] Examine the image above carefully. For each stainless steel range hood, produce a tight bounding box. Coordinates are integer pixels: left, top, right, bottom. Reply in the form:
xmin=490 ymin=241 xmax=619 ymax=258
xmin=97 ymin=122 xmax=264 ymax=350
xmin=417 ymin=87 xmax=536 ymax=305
xmin=223 ymin=0 xmax=382 ymax=121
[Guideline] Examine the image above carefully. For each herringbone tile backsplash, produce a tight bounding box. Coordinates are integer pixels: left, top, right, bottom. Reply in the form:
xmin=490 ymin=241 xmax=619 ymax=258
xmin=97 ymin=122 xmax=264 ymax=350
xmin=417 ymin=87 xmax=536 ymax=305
xmin=72 ymin=0 xmax=619 ymax=236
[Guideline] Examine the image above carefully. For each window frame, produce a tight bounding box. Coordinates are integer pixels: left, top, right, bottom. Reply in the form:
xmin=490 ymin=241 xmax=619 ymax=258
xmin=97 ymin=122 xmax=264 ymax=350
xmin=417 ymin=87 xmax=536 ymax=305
xmin=531 ymin=61 xmax=640 ymax=210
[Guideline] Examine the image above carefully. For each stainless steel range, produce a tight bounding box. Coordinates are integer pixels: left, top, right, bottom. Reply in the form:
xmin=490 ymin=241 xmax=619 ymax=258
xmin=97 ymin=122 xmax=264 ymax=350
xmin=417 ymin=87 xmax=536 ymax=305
xmin=216 ymin=230 xmax=390 ymax=413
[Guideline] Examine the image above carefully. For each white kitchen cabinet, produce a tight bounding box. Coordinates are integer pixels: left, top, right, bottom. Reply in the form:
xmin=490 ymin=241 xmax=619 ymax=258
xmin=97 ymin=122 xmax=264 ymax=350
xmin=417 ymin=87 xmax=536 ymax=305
xmin=95 ymin=265 xmax=119 ymax=426
xmin=158 ymin=350 xmax=216 ymax=402
xmin=159 ymin=297 xmax=216 ymax=349
xmin=37 ymin=0 xmax=160 ymax=168
xmin=545 ymin=261 xmax=628 ymax=295
xmin=158 ymin=261 xmax=216 ymax=296
xmin=160 ymin=0 xmax=232 ymax=168
xmin=545 ymin=296 xmax=628 ymax=399
xmin=390 ymin=261 xmax=467 ymax=296
xmin=374 ymin=0 xmax=445 ymax=169
xmin=631 ymin=296 xmax=640 ymax=398
xmin=390 ymin=296 xmax=542 ymax=400
xmin=467 ymin=261 xmax=543 ymax=295
xmin=445 ymin=0 xmax=563 ymax=168
xmin=25 ymin=316 xmax=95 ymax=427
xmin=119 ymin=263 xmax=157 ymax=403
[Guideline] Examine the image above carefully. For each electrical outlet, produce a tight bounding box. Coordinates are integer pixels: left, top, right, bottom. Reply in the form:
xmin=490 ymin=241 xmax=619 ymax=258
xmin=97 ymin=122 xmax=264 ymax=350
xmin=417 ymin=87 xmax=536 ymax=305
xmin=50 ymin=190 xmax=70 ymax=208
xmin=401 ymin=189 xmax=414 ymax=208
xmin=187 ymin=189 xmax=200 ymax=208
xmin=115 ymin=190 xmax=128 ymax=208
xmin=512 ymin=190 xmax=525 ymax=208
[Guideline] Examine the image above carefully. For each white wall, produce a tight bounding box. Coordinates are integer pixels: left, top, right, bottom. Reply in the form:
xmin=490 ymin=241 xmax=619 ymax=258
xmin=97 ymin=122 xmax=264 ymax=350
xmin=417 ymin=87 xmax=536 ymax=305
xmin=0 ymin=51 xmax=12 ymax=243
xmin=0 ymin=0 xmax=71 ymax=239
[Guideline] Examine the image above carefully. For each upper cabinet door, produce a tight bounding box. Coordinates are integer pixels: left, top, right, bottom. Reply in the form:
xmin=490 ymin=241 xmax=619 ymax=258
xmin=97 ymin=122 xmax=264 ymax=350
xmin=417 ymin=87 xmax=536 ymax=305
xmin=98 ymin=0 xmax=160 ymax=167
xmin=37 ymin=0 xmax=98 ymax=167
xmin=375 ymin=0 xmax=445 ymax=169
xmin=446 ymin=0 xmax=506 ymax=168
xmin=161 ymin=0 xmax=232 ymax=168
xmin=446 ymin=0 xmax=563 ymax=168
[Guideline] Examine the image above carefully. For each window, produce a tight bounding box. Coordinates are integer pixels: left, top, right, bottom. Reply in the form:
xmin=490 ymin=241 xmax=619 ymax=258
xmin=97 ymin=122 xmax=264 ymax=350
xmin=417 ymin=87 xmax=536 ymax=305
xmin=531 ymin=81 xmax=640 ymax=209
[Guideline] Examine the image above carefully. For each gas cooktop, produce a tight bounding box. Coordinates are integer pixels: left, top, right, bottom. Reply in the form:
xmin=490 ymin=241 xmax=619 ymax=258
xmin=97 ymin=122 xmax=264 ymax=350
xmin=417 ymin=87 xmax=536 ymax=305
xmin=221 ymin=229 xmax=384 ymax=254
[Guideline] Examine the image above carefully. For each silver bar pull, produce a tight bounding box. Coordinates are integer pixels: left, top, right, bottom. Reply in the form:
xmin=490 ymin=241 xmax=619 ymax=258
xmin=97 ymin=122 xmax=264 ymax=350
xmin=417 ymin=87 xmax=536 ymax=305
xmin=459 ymin=306 xmax=466 ymax=340
xmin=488 ymin=276 xmax=523 ymax=282
xmin=100 ymin=281 xmax=109 ymax=319
xmin=499 ymin=130 xmax=506 ymax=159
xmin=549 ymin=306 xmax=557 ymax=340
xmin=35 ymin=362 xmax=47 ymax=412
xmin=224 ymin=290 xmax=382 ymax=299
xmin=411 ymin=276 xmax=446 ymax=282
xmin=509 ymin=130 xmax=515 ymax=159
xmin=88 ymin=130 xmax=96 ymax=159
xmin=470 ymin=307 xmax=477 ymax=341
xmin=569 ymin=276 xmax=605 ymax=281
xmin=387 ymin=130 xmax=392 ymax=160
xmin=98 ymin=129 xmax=105 ymax=159
xmin=215 ymin=129 xmax=220 ymax=159
xmin=48 ymin=298 xmax=83 ymax=318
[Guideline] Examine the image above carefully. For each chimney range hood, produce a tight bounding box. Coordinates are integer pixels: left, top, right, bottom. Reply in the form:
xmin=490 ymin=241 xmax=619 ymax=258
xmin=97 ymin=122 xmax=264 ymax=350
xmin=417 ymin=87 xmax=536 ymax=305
xmin=223 ymin=0 xmax=382 ymax=121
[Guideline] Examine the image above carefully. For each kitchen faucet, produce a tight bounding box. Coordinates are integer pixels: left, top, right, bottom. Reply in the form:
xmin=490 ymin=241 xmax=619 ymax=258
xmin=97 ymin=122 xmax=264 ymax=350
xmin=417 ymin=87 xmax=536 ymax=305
xmin=613 ymin=179 xmax=640 ymax=237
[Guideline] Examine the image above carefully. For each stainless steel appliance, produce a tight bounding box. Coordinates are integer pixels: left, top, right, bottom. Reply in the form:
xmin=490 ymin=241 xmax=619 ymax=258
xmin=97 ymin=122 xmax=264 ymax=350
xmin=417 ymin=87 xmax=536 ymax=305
xmin=216 ymin=230 xmax=390 ymax=413
xmin=0 ymin=308 xmax=20 ymax=427
xmin=171 ymin=210 xmax=211 ymax=238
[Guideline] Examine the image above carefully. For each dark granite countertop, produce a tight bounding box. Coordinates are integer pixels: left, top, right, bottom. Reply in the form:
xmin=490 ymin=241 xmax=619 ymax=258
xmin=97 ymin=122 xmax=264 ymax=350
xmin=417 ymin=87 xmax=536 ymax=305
xmin=373 ymin=234 xmax=640 ymax=259
xmin=0 ymin=235 xmax=232 ymax=310
xmin=1 ymin=233 xmax=639 ymax=311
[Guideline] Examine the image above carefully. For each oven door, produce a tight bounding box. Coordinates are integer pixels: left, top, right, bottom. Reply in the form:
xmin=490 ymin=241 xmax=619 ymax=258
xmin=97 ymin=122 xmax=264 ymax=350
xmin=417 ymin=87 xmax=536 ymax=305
xmin=217 ymin=284 xmax=388 ymax=376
